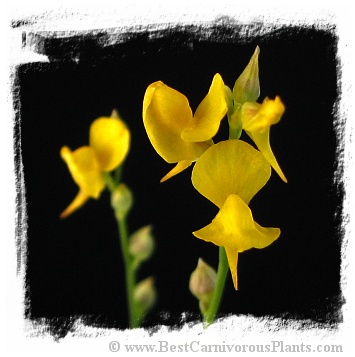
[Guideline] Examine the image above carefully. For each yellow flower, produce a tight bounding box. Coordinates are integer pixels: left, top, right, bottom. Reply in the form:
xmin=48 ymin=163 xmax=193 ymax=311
xmin=241 ymin=96 xmax=287 ymax=183
xmin=143 ymin=73 xmax=228 ymax=182
xmin=192 ymin=140 xmax=281 ymax=290
xmin=227 ymin=46 xmax=287 ymax=182
xmin=60 ymin=112 xmax=130 ymax=218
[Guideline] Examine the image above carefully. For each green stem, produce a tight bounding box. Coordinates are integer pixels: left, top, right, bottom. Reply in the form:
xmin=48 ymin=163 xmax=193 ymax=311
xmin=105 ymin=172 xmax=139 ymax=328
xmin=203 ymin=247 xmax=229 ymax=326
xmin=104 ymin=172 xmax=116 ymax=192
xmin=227 ymin=105 xmax=243 ymax=140
xmin=114 ymin=164 xmax=123 ymax=184
xmin=116 ymin=212 xmax=139 ymax=328
xmin=229 ymin=124 xmax=242 ymax=140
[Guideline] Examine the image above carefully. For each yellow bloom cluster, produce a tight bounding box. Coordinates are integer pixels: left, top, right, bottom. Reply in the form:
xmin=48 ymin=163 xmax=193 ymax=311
xmin=143 ymin=47 xmax=286 ymax=184
xmin=143 ymin=47 xmax=286 ymax=290
xmin=60 ymin=111 xmax=130 ymax=218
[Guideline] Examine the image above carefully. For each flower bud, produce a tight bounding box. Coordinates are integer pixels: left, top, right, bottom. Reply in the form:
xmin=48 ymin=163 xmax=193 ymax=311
xmin=189 ymin=258 xmax=217 ymax=313
xmin=111 ymin=183 xmax=133 ymax=219
xmin=129 ymin=225 xmax=155 ymax=264
xmin=233 ymin=46 xmax=260 ymax=104
xmin=134 ymin=276 xmax=157 ymax=314
xmin=110 ymin=108 xmax=120 ymax=119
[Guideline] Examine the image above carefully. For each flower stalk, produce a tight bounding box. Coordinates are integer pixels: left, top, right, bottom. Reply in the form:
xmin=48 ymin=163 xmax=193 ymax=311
xmin=116 ymin=201 xmax=139 ymax=328
xmin=107 ymin=171 xmax=154 ymax=328
xmin=202 ymin=247 xmax=229 ymax=326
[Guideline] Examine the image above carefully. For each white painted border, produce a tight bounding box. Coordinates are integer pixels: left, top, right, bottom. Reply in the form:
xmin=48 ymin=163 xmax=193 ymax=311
xmin=2 ymin=1 xmax=354 ymax=355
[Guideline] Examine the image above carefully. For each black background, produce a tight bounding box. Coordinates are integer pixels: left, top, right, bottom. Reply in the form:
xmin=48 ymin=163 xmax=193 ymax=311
xmin=16 ymin=22 xmax=342 ymax=337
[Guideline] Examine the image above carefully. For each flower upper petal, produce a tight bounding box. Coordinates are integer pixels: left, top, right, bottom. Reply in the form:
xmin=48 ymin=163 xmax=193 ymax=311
xmin=192 ymin=140 xmax=271 ymax=208
xmin=143 ymin=81 xmax=211 ymax=163
xmin=60 ymin=145 xmax=105 ymax=198
xmin=89 ymin=116 xmax=130 ymax=172
xmin=181 ymin=73 xmax=228 ymax=142
xmin=143 ymin=81 xmax=161 ymax=116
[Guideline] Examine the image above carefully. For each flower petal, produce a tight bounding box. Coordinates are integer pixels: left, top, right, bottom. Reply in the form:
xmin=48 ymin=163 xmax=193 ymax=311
xmin=143 ymin=81 xmax=161 ymax=115
xmin=192 ymin=140 xmax=271 ymax=208
xmin=246 ymin=129 xmax=287 ymax=183
xmin=233 ymin=46 xmax=260 ymax=104
xmin=181 ymin=73 xmax=227 ymax=142
xmin=60 ymin=190 xmax=90 ymax=218
xmin=89 ymin=115 xmax=130 ymax=172
xmin=143 ymin=81 xmax=211 ymax=163
xmin=193 ymin=194 xmax=280 ymax=289
xmin=224 ymin=248 xmax=239 ymax=290
xmin=160 ymin=160 xmax=193 ymax=182
xmin=60 ymin=146 xmax=105 ymax=198
xmin=193 ymin=194 xmax=280 ymax=251
xmin=241 ymin=96 xmax=285 ymax=133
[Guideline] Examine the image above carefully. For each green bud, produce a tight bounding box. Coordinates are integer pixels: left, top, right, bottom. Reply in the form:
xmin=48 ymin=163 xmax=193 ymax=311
xmin=111 ymin=183 xmax=133 ymax=220
xmin=129 ymin=225 xmax=155 ymax=265
xmin=134 ymin=276 xmax=157 ymax=314
xmin=110 ymin=108 xmax=120 ymax=118
xmin=189 ymin=258 xmax=217 ymax=314
xmin=233 ymin=46 xmax=260 ymax=104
